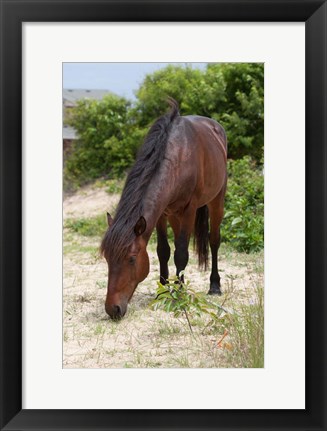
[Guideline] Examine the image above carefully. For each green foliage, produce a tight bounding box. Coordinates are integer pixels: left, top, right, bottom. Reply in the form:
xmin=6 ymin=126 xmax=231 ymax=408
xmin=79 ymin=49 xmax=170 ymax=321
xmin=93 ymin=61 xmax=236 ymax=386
xmin=135 ymin=63 xmax=264 ymax=162
xmin=64 ymin=94 xmax=144 ymax=190
xmin=134 ymin=65 xmax=204 ymax=126
xmin=64 ymin=214 xmax=106 ymax=237
xmin=221 ymin=157 xmax=264 ymax=252
xmin=214 ymin=63 xmax=264 ymax=161
xmin=151 ymin=274 xmax=223 ymax=333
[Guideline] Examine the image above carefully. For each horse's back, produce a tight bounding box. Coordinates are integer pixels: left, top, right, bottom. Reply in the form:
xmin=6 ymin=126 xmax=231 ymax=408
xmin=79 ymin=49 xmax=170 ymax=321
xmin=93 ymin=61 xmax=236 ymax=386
xmin=183 ymin=115 xmax=227 ymax=155
xmin=168 ymin=115 xmax=227 ymax=207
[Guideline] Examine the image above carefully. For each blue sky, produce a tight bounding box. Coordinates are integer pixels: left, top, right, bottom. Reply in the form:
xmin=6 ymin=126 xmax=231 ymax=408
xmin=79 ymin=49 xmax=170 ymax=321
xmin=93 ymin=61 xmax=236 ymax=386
xmin=63 ymin=63 xmax=207 ymax=100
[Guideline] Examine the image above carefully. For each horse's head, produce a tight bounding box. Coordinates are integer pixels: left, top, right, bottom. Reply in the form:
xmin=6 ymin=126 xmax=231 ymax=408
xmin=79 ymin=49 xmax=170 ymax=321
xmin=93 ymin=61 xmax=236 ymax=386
xmin=102 ymin=213 xmax=149 ymax=319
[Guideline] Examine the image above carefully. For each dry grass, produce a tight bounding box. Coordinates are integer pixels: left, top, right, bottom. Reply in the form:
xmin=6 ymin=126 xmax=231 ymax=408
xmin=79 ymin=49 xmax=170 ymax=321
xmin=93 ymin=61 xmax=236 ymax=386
xmin=63 ymin=183 xmax=264 ymax=368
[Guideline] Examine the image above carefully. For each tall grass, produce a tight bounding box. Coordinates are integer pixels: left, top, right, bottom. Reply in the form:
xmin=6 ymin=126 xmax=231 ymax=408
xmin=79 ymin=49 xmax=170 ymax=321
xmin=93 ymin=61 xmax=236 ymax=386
xmin=224 ymin=284 xmax=264 ymax=368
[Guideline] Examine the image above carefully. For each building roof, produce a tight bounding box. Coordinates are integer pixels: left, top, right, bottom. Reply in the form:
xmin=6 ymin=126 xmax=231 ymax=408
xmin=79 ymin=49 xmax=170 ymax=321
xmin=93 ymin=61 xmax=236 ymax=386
xmin=63 ymin=125 xmax=78 ymax=140
xmin=63 ymin=89 xmax=113 ymax=140
xmin=63 ymin=89 xmax=113 ymax=106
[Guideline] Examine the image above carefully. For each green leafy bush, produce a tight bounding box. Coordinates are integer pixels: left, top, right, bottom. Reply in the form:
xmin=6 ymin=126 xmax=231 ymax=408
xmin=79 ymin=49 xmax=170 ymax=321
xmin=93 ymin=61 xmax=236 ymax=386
xmin=64 ymin=95 xmax=145 ymax=190
xmin=210 ymin=63 xmax=264 ymax=161
xmin=221 ymin=157 xmax=264 ymax=252
xmin=134 ymin=65 xmax=204 ymax=127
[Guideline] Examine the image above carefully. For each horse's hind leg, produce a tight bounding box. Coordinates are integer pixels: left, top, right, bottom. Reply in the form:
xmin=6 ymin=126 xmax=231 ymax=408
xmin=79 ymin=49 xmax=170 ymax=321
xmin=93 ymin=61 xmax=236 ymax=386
xmin=156 ymin=215 xmax=170 ymax=284
xmin=207 ymin=186 xmax=226 ymax=295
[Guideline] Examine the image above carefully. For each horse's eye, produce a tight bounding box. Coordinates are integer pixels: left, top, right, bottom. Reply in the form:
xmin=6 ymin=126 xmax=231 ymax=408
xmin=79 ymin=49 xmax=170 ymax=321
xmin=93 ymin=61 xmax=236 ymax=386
xmin=129 ymin=256 xmax=136 ymax=265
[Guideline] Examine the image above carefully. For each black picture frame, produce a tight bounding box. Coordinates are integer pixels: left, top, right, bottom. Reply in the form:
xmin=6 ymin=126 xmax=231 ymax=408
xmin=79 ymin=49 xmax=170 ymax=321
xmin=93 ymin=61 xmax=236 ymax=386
xmin=1 ymin=1 xmax=326 ymax=430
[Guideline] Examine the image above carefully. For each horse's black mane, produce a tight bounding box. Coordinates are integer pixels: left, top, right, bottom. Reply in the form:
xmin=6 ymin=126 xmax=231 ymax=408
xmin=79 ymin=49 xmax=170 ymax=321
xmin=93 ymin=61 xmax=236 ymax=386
xmin=101 ymin=98 xmax=180 ymax=261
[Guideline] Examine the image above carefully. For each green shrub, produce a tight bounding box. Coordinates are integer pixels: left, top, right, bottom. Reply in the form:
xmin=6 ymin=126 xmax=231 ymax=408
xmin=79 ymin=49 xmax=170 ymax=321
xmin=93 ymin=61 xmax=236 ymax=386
xmin=222 ymin=157 xmax=264 ymax=252
xmin=211 ymin=63 xmax=264 ymax=162
xmin=64 ymin=95 xmax=146 ymax=190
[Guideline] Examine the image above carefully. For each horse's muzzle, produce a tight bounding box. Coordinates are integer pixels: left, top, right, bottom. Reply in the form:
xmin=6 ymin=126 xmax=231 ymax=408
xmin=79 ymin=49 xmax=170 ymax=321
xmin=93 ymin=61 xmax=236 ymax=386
xmin=105 ymin=303 xmax=127 ymax=320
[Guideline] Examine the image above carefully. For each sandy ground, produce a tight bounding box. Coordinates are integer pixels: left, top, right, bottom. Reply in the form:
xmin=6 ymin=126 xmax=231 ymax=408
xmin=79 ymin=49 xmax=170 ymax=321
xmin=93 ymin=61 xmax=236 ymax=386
xmin=63 ymin=184 xmax=264 ymax=368
xmin=64 ymin=186 xmax=120 ymax=219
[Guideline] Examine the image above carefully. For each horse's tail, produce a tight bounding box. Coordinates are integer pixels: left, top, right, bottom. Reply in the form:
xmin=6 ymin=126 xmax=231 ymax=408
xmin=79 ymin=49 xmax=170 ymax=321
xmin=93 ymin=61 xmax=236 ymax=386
xmin=193 ymin=205 xmax=209 ymax=271
xmin=166 ymin=97 xmax=180 ymax=121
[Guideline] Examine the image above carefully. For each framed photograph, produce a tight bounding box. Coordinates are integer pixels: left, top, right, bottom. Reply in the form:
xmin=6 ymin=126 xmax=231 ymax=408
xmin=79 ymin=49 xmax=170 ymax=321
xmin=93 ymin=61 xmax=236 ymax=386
xmin=1 ymin=1 xmax=326 ymax=430
xmin=62 ymin=61 xmax=265 ymax=371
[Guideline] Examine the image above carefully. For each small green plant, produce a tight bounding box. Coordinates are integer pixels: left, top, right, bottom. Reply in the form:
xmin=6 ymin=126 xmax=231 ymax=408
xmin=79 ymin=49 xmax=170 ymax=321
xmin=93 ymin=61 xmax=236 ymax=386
xmin=96 ymin=280 xmax=106 ymax=289
xmin=151 ymin=274 xmax=224 ymax=333
xmin=64 ymin=214 xmax=106 ymax=237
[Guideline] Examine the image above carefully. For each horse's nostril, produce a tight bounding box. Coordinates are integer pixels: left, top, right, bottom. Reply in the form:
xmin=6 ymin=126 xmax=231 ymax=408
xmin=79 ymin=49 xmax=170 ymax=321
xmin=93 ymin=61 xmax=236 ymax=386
xmin=105 ymin=302 xmax=126 ymax=319
xmin=114 ymin=305 xmax=121 ymax=317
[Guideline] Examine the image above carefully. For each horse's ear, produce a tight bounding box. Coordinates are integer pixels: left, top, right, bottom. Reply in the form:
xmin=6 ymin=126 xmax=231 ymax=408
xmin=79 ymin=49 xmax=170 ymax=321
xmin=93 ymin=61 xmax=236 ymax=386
xmin=134 ymin=216 xmax=146 ymax=236
xmin=106 ymin=212 xmax=113 ymax=227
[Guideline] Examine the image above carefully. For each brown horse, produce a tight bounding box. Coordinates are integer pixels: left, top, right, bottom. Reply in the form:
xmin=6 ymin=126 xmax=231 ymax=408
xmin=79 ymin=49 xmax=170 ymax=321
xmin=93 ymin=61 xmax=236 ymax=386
xmin=101 ymin=99 xmax=227 ymax=319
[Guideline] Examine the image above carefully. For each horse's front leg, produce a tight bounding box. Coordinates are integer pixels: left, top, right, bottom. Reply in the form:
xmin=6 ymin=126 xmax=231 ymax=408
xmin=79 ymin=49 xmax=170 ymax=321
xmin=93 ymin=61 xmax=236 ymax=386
xmin=156 ymin=215 xmax=170 ymax=284
xmin=172 ymin=208 xmax=196 ymax=283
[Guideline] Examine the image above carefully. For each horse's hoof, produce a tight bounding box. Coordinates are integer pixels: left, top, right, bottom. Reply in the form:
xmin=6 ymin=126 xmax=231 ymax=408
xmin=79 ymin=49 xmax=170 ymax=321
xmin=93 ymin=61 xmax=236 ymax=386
xmin=208 ymin=285 xmax=222 ymax=296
